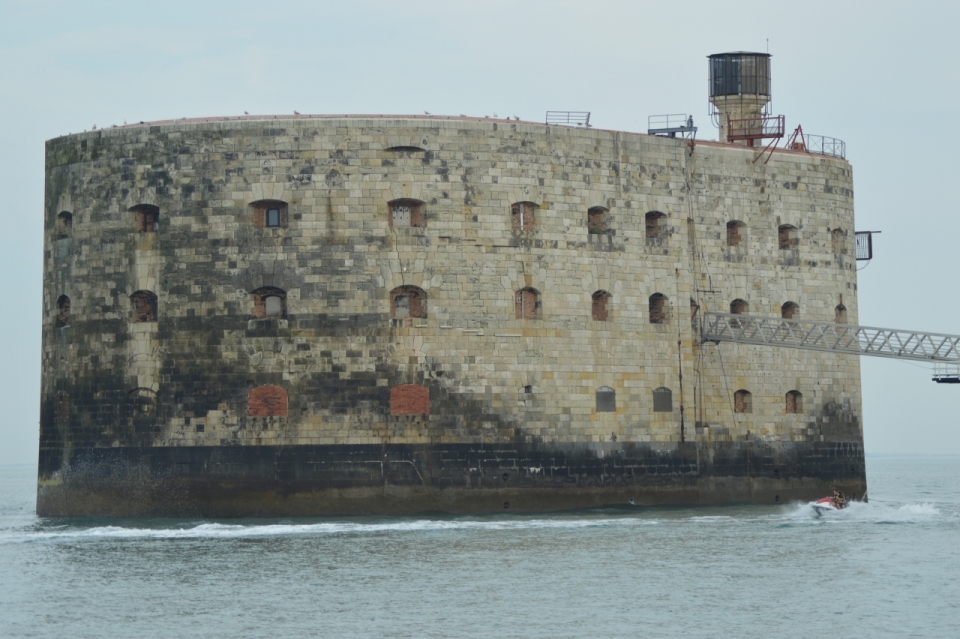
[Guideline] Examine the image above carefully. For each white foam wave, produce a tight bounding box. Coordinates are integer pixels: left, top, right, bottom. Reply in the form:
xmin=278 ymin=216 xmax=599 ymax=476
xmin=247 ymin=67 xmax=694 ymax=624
xmin=0 ymin=516 xmax=660 ymax=545
xmin=782 ymin=500 xmax=943 ymax=523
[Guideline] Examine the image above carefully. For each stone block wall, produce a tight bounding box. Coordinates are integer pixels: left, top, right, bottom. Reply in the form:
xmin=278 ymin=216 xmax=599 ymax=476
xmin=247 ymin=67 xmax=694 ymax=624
xmin=38 ymin=116 xmax=863 ymax=515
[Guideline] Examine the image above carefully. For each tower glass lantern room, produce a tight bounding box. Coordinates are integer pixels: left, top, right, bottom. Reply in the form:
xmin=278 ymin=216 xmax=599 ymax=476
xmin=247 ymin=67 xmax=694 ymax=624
xmin=708 ymin=52 xmax=774 ymax=144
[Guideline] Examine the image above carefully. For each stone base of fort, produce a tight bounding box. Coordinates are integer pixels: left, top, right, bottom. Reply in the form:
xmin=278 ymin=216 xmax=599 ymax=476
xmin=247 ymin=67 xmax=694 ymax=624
xmin=36 ymin=442 xmax=867 ymax=517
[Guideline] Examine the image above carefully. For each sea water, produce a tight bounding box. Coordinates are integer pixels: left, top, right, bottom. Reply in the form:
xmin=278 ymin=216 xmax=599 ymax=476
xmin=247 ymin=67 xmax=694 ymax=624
xmin=1 ymin=456 xmax=957 ymax=638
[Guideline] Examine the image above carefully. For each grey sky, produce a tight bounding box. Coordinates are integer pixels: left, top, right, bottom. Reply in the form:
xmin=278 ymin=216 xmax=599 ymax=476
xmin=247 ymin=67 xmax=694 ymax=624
xmin=1 ymin=0 xmax=957 ymax=465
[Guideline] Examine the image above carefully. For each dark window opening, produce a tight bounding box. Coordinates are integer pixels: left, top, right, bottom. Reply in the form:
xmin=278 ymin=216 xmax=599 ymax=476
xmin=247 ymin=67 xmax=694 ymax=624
xmin=130 ymin=290 xmax=158 ymax=322
xmin=511 ymin=202 xmax=537 ymax=232
xmin=778 ymin=224 xmax=798 ymax=249
xmin=649 ymin=293 xmax=668 ymax=324
xmin=588 ymin=207 xmax=607 ymax=233
xmin=781 ymin=301 xmax=799 ymax=320
xmin=596 ymin=386 xmax=616 ymax=412
xmin=730 ymin=299 xmax=748 ymax=315
xmin=515 ymin=287 xmax=540 ymax=319
xmin=390 ymin=286 xmax=426 ymax=318
xmin=56 ymin=295 xmax=70 ymax=327
xmin=388 ymin=199 xmax=424 ymax=228
xmin=592 ymin=290 xmax=610 ymax=321
xmin=734 ymin=389 xmax=752 ymax=414
xmin=56 ymin=211 xmax=73 ymax=238
xmin=251 ymin=287 xmax=287 ymax=319
xmin=653 ymin=387 xmax=673 ymax=412
xmin=266 ymin=208 xmax=281 ymax=228
xmin=131 ymin=205 xmax=160 ymax=233
xmin=786 ymin=390 xmax=802 ymax=414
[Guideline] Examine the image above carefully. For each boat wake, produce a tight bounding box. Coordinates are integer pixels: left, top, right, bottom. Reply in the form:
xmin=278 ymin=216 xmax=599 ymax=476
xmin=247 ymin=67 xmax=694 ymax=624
xmin=782 ymin=499 xmax=943 ymax=523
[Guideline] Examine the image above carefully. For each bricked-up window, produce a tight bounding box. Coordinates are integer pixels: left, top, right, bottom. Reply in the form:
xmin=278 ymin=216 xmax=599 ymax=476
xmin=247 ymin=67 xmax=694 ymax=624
xmin=592 ymin=290 xmax=611 ymax=321
xmin=734 ymin=389 xmax=752 ymax=414
xmin=54 ymin=391 xmax=70 ymax=422
xmin=726 ymin=220 xmax=745 ymax=247
xmin=390 ymin=286 xmax=426 ymax=318
xmin=390 ymin=384 xmax=430 ymax=415
xmin=781 ymin=301 xmax=799 ymax=320
xmin=128 ymin=387 xmax=157 ymax=415
xmin=251 ymin=287 xmax=287 ymax=319
xmin=130 ymin=290 xmax=158 ymax=322
xmin=596 ymin=386 xmax=616 ymax=412
xmin=56 ymin=295 xmax=70 ymax=327
xmin=645 ymin=211 xmax=666 ymax=240
xmin=587 ymin=207 xmax=607 ymax=233
xmin=388 ymin=199 xmax=425 ymax=228
xmin=786 ymin=390 xmax=802 ymax=414
xmin=831 ymin=228 xmax=846 ymax=255
xmin=835 ymin=304 xmax=847 ymax=324
xmin=730 ymin=299 xmax=748 ymax=315
xmin=56 ymin=211 xmax=73 ymax=238
xmin=248 ymin=385 xmax=288 ymax=417
xmin=131 ymin=204 xmax=160 ymax=233
xmin=511 ymin=202 xmax=537 ymax=232
xmin=653 ymin=387 xmax=673 ymax=412
xmin=649 ymin=293 xmax=668 ymax=324
xmin=515 ymin=287 xmax=540 ymax=319
xmin=778 ymin=224 xmax=799 ymax=249
xmin=251 ymin=200 xmax=288 ymax=229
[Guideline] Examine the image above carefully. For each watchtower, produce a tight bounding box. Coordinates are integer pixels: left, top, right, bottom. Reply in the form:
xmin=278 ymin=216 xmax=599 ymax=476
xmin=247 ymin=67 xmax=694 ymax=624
xmin=708 ymin=52 xmax=775 ymax=145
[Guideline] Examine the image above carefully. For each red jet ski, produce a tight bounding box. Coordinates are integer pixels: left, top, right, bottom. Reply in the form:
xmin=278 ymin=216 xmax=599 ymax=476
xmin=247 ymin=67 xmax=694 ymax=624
xmin=812 ymin=496 xmax=846 ymax=516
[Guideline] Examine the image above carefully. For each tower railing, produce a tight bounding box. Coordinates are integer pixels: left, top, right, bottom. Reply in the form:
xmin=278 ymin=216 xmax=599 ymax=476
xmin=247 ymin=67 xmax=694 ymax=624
xmin=805 ymin=135 xmax=846 ymax=160
xmin=701 ymin=312 xmax=960 ymax=363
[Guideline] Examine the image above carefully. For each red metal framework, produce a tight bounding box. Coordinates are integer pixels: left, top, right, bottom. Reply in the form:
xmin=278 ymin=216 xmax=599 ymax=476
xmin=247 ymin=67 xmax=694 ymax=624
xmin=726 ymin=115 xmax=784 ymax=163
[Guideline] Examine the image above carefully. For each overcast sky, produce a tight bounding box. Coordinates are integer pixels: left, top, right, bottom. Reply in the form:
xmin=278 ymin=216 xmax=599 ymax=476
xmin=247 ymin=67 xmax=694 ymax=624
xmin=1 ymin=0 xmax=957 ymax=465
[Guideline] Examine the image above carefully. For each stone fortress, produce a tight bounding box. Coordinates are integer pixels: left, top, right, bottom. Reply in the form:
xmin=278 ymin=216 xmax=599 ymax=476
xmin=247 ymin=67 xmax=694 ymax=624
xmin=38 ymin=52 xmax=866 ymax=516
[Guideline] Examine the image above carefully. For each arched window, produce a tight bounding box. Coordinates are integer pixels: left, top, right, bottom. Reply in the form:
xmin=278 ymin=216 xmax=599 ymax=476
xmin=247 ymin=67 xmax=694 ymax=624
xmin=56 ymin=295 xmax=70 ymax=327
xmin=730 ymin=299 xmax=748 ymax=315
xmin=390 ymin=286 xmax=426 ymax=318
xmin=786 ymin=390 xmax=802 ymax=414
xmin=251 ymin=200 xmax=288 ymax=229
xmin=781 ymin=301 xmax=799 ymax=320
xmin=248 ymin=385 xmax=288 ymax=417
xmin=515 ymin=287 xmax=540 ymax=319
xmin=645 ymin=211 xmax=666 ymax=241
xmin=835 ymin=304 xmax=848 ymax=324
xmin=726 ymin=220 xmax=746 ymax=247
xmin=56 ymin=211 xmax=73 ymax=238
xmin=251 ymin=287 xmax=287 ymax=319
xmin=734 ymin=389 xmax=752 ymax=414
xmin=596 ymin=386 xmax=616 ymax=412
xmin=649 ymin=293 xmax=668 ymax=324
xmin=130 ymin=204 xmax=159 ymax=233
xmin=128 ymin=387 xmax=158 ymax=415
xmin=390 ymin=384 xmax=430 ymax=415
xmin=587 ymin=206 xmax=607 ymax=233
xmin=778 ymin=224 xmax=798 ymax=249
xmin=130 ymin=290 xmax=158 ymax=322
xmin=653 ymin=387 xmax=673 ymax=412
xmin=511 ymin=202 xmax=537 ymax=232
xmin=388 ymin=199 xmax=424 ymax=228
xmin=592 ymin=290 xmax=611 ymax=321
xmin=831 ymin=228 xmax=846 ymax=255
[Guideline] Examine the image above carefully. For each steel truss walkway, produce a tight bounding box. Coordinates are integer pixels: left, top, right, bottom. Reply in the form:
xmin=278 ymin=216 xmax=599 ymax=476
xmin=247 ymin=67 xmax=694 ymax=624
xmin=701 ymin=313 xmax=960 ymax=363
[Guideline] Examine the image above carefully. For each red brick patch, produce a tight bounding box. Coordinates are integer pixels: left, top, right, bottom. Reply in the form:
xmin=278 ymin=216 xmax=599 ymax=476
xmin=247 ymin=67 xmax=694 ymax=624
xmin=390 ymin=384 xmax=429 ymax=415
xmin=248 ymin=385 xmax=288 ymax=417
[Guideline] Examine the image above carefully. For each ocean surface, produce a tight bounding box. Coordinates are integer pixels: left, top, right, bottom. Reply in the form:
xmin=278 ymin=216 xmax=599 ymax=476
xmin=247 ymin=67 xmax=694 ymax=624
xmin=1 ymin=457 xmax=957 ymax=638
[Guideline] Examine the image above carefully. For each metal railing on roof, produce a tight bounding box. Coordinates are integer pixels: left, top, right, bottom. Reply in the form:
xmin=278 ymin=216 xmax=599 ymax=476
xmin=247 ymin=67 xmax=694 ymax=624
xmin=701 ymin=313 xmax=960 ymax=363
xmin=648 ymin=114 xmax=697 ymax=139
xmin=804 ymin=134 xmax=846 ymax=159
xmin=546 ymin=111 xmax=591 ymax=127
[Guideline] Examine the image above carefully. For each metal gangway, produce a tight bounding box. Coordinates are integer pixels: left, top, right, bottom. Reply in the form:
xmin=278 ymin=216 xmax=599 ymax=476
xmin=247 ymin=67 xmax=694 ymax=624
xmin=701 ymin=313 xmax=960 ymax=371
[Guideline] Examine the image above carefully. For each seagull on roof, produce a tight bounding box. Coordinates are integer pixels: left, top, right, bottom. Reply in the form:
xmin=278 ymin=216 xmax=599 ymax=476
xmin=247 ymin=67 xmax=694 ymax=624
xmin=294 ymin=110 xmax=300 ymax=115
xmin=493 ymin=113 xmax=497 ymax=118
xmin=244 ymin=111 xmax=249 ymax=115
xmin=424 ymin=111 xmax=430 ymax=115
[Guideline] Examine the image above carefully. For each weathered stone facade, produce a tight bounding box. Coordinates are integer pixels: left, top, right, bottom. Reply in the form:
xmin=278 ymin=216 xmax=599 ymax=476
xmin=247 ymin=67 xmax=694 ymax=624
xmin=38 ymin=115 xmax=865 ymax=516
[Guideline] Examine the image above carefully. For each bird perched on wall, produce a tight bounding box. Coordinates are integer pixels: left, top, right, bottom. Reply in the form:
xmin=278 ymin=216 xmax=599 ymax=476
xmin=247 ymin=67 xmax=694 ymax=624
xmin=293 ymin=110 xmax=300 ymax=115
xmin=513 ymin=116 xmax=519 ymax=120
xmin=424 ymin=111 xmax=430 ymax=115
xmin=92 ymin=125 xmax=97 ymax=130
xmin=244 ymin=111 xmax=249 ymax=115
